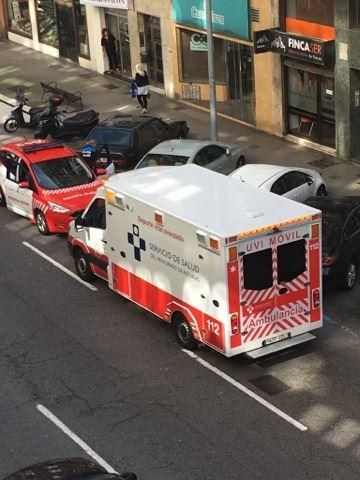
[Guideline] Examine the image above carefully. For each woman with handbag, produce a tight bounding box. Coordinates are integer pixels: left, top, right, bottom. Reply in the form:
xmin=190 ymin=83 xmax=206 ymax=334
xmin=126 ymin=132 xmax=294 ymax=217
xmin=134 ymin=64 xmax=150 ymax=114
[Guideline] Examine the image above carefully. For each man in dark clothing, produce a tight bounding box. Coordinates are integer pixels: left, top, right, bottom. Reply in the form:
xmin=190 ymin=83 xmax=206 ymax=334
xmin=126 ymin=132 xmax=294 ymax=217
xmin=101 ymin=28 xmax=118 ymax=73
xmin=81 ymin=140 xmax=113 ymax=173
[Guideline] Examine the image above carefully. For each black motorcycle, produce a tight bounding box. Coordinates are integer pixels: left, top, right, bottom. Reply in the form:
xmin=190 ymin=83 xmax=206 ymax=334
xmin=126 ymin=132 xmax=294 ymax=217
xmin=34 ymin=109 xmax=99 ymax=140
xmin=3 ymin=87 xmax=63 ymax=133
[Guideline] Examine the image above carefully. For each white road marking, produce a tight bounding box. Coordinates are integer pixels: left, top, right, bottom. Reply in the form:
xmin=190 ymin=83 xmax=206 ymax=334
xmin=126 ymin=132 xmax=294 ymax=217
xmin=22 ymin=241 xmax=98 ymax=292
xmin=182 ymin=349 xmax=308 ymax=432
xmin=37 ymin=404 xmax=118 ymax=473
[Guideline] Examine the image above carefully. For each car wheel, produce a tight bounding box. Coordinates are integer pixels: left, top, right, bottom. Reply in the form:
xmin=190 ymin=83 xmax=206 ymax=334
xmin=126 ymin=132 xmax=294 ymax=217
xmin=35 ymin=210 xmax=49 ymax=235
xmin=4 ymin=117 xmax=19 ymax=133
xmin=341 ymin=260 xmax=357 ymax=291
xmin=172 ymin=313 xmax=198 ymax=350
xmin=0 ymin=187 xmax=6 ymax=207
xmin=74 ymin=248 xmax=95 ymax=282
xmin=236 ymin=155 xmax=246 ymax=169
xmin=316 ymin=185 xmax=327 ymax=196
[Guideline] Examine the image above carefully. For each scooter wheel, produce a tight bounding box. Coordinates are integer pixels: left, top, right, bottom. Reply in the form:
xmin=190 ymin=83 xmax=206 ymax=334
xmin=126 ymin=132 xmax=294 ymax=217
xmin=4 ymin=117 xmax=19 ymax=133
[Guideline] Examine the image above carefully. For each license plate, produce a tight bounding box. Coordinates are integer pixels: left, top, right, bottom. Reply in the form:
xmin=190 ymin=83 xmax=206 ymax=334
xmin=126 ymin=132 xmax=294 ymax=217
xmin=263 ymin=334 xmax=287 ymax=346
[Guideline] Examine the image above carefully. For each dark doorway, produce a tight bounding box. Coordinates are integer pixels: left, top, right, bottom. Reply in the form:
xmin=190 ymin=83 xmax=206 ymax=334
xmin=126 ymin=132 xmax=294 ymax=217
xmin=55 ymin=0 xmax=77 ymax=61
xmin=143 ymin=15 xmax=164 ymax=86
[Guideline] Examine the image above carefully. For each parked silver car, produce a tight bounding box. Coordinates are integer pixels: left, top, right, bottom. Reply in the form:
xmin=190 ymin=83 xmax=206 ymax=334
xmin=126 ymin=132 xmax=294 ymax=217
xmin=230 ymin=164 xmax=327 ymax=203
xmin=135 ymin=139 xmax=246 ymax=175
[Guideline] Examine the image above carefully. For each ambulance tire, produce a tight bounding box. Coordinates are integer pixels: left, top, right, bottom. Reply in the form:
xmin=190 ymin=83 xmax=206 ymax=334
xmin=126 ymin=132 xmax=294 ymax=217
xmin=74 ymin=248 xmax=95 ymax=282
xmin=35 ymin=210 xmax=49 ymax=235
xmin=0 ymin=187 xmax=6 ymax=207
xmin=341 ymin=260 xmax=357 ymax=291
xmin=173 ymin=314 xmax=198 ymax=350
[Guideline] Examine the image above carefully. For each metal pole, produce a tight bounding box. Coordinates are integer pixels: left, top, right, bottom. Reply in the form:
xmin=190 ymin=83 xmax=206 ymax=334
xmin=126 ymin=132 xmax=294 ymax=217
xmin=205 ymin=0 xmax=218 ymax=141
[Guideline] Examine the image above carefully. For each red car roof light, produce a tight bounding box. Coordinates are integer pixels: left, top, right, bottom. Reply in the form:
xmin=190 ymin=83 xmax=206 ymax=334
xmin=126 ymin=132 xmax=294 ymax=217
xmin=22 ymin=140 xmax=65 ymax=153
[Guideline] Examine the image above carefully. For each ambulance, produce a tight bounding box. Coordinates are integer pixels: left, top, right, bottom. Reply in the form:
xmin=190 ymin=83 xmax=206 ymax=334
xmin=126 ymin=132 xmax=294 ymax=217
xmin=68 ymin=164 xmax=322 ymax=358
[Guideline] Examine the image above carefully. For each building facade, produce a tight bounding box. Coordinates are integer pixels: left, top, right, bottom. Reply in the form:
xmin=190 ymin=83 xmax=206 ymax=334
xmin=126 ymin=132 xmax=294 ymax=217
xmin=3 ymin=0 xmax=175 ymax=96
xmin=335 ymin=0 xmax=360 ymax=163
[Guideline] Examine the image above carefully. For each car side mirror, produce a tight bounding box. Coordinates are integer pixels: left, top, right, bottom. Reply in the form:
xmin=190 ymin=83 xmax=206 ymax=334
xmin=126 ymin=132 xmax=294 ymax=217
xmin=74 ymin=215 xmax=88 ymax=231
xmin=96 ymin=167 xmax=107 ymax=176
xmin=19 ymin=181 xmax=30 ymax=189
xmin=225 ymin=148 xmax=231 ymax=156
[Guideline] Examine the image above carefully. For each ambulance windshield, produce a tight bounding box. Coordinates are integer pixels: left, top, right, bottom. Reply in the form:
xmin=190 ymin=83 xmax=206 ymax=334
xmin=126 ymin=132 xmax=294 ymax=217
xmin=32 ymin=156 xmax=94 ymax=190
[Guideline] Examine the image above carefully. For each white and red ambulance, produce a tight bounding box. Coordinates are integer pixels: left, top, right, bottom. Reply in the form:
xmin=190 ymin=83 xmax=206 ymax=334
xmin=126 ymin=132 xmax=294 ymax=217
xmin=68 ymin=164 xmax=322 ymax=358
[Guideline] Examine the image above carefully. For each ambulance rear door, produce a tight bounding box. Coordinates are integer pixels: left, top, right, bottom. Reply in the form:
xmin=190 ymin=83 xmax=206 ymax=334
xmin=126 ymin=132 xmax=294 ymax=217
xmin=238 ymin=223 xmax=312 ymax=351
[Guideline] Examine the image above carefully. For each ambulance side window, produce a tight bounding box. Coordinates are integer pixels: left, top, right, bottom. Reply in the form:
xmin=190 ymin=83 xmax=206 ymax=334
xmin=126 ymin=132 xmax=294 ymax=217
xmin=243 ymin=249 xmax=273 ymax=291
xmin=278 ymin=239 xmax=306 ymax=283
xmin=84 ymin=198 xmax=106 ymax=229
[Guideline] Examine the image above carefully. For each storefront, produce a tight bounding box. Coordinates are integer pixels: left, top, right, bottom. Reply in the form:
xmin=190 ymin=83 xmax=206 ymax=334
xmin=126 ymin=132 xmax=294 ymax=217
xmin=6 ymin=0 xmax=89 ymax=61
xmin=172 ymin=0 xmax=255 ymax=124
xmin=104 ymin=7 xmax=131 ymax=77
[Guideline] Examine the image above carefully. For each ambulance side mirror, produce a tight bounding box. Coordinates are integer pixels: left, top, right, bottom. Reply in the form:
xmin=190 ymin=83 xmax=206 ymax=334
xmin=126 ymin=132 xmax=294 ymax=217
xmin=74 ymin=214 xmax=87 ymax=231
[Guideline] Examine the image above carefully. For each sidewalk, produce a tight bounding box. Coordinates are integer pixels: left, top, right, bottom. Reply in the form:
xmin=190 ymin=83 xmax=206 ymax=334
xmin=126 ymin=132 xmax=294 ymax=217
xmin=1 ymin=40 xmax=360 ymax=196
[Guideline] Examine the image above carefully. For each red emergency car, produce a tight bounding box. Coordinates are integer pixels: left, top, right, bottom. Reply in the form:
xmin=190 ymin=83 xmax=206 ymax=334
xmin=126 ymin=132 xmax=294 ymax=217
xmin=0 ymin=140 xmax=100 ymax=234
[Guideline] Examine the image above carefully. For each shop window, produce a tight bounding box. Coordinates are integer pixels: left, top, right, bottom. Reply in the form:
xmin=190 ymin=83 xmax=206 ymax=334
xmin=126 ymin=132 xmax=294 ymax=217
xmin=7 ymin=0 xmax=32 ymax=37
xmin=179 ymin=29 xmax=226 ymax=83
xmin=287 ymin=68 xmax=317 ymax=114
xmin=286 ymin=0 xmax=334 ymax=27
xmin=74 ymin=0 xmax=89 ymax=57
xmin=350 ymin=1 xmax=360 ymax=29
xmin=36 ymin=0 xmax=58 ymax=47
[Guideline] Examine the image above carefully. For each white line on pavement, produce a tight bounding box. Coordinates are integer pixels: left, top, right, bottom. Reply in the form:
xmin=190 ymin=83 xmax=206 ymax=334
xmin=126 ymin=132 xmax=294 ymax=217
xmin=22 ymin=241 xmax=98 ymax=292
xmin=37 ymin=404 xmax=118 ymax=473
xmin=182 ymin=349 xmax=308 ymax=432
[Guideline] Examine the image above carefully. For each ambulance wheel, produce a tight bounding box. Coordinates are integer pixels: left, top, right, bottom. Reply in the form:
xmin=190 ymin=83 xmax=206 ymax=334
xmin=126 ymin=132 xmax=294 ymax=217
xmin=74 ymin=248 xmax=95 ymax=282
xmin=341 ymin=260 xmax=357 ymax=291
xmin=35 ymin=210 xmax=49 ymax=235
xmin=0 ymin=187 xmax=6 ymax=207
xmin=173 ymin=314 xmax=198 ymax=350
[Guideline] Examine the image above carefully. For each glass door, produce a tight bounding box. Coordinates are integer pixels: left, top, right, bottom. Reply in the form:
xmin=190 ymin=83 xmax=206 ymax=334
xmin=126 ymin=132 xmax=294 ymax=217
xmin=226 ymin=42 xmax=255 ymax=124
xmin=144 ymin=15 xmax=164 ymax=86
xmin=105 ymin=11 xmax=131 ymax=77
xmin=55 ymin=0 xmax=77 ymax=61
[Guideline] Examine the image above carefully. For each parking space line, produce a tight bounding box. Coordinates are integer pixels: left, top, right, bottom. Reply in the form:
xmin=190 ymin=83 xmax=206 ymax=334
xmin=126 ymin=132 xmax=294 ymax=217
xmin=182 ymin=350 xmax=308 ymax=432
xmin=22 ymin=242 xmax=98 ymax=292
xmin=37 ymin=404 xmax=117 ymax=473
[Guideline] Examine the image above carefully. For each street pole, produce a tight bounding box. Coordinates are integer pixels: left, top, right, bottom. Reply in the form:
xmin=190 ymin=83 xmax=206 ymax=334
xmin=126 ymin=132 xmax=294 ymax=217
xmin=205 ymin=0 xmax=218 ymax=141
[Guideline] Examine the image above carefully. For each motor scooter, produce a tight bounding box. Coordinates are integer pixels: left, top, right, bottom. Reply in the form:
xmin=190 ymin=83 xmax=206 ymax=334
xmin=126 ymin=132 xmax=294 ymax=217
xmin=3 ymin=87 xmax=64 ymax=133
xmin=34 ymin=109 xmax=99 ymax=140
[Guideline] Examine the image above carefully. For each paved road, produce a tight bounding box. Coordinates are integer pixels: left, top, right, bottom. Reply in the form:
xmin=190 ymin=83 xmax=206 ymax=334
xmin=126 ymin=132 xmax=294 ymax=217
xmin=0 ymin=206 xmax=360 ymax=480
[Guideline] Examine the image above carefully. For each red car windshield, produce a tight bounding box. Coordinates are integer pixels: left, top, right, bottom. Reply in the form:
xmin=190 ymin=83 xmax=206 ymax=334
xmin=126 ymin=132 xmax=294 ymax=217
xmin=31 ymin=156 xmax=94 ymax=190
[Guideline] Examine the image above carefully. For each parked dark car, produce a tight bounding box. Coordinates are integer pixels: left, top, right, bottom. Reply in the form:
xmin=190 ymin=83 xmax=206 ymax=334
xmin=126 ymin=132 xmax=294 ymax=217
xmin=305 ymin=196 xmax=360 ymax=290
xmin=3 ymin=458 xmax=136 ymax=480
xmin=84 ymin=115 xmax=189 ymax=170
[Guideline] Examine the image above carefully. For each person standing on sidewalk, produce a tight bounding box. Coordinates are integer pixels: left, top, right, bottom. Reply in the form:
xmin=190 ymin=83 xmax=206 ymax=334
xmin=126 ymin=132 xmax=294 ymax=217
xmin=135 ymin=64 xmax=150 ymax=114
xmin=101 ymin=28 xmax=118 ymax=74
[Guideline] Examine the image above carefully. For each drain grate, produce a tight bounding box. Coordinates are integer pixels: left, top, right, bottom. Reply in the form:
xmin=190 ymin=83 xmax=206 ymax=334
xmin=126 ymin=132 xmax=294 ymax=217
xmin=172 ymin=105 xmax=186 ymax=111
xmin=102 ymin=83 xmax=118 ymax=90
xmin=308 ymin=157 xmax=338 ymax=169
xmin=249 ymin=374 xmax=290 ymax=395
xmin=329 ymin=174 xmax=341 ymax=180
xmin=248 ymin=144 xmax=260 ymax=150
xmin=48 ymin=64 xmax=62 ymax=69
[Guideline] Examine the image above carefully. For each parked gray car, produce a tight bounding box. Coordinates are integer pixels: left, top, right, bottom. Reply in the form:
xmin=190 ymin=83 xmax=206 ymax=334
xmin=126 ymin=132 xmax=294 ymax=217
xmin=135 ymin=139 xmax=246 ymax=175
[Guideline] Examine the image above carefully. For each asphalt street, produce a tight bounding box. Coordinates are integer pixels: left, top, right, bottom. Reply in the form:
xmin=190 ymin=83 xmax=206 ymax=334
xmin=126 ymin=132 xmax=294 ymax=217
xmin=0 ymin=203 xmax=360 ymax=480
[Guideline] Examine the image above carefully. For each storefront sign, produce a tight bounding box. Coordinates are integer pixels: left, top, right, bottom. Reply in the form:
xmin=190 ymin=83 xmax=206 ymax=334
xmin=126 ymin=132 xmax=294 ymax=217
xmin=80 ymin=0 xmax=129 ymax=8
xmin=254 ymin=29 xmax=334 ymax=66
xmin=172 ymin=0 xmax=250 ymax=40
xmin=189 ymin=33 xmax=208 ymax=51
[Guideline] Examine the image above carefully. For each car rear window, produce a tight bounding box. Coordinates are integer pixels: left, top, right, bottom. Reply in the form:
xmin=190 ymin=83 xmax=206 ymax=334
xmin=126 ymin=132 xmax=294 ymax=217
xmin=137 ymin=153 xmax=189 ymax=168
xmin=89 ymin=128 xmax=132 ymax=147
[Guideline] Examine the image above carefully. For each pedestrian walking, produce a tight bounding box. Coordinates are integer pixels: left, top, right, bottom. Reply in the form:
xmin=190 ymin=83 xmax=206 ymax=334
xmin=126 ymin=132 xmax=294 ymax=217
xmin=134 ymin=64 xmax=150 ymax=114
xmin=101 ymin=28 xmax=118 ymax=74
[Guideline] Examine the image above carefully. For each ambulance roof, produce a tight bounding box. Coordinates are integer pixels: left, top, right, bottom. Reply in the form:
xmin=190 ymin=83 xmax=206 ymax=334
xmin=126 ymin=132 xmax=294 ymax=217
xmin=105 ymin=165 xmax=319 ymax=237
